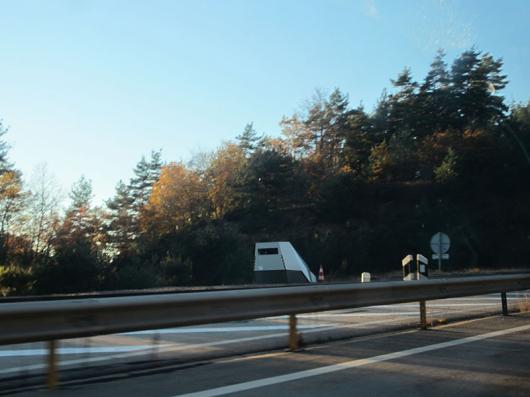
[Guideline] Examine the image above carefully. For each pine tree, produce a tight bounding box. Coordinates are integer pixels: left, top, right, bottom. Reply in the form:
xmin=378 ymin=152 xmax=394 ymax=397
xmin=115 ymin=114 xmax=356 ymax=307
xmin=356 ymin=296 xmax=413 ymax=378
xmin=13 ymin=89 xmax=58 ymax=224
xmin=129 ymin=150 xmax=163 ymax=212
xmin=419 ymin=49 xmax=451 ymax=132
xmin=237 ymin=149 xmax=306 ymax=213
xmin=342 ymin=106 xmax=374 ymax=175
xmin=236 ymin=123 xmax=261 ymax=157
xmin=450 ymin=49 xmax=508 ymax=130
xmin=387 ymin=68 xmax=420 ymax=137
xmin=105 ymin=151 xmax=163 ymax=258
xmin=62 ymin=176 xmax=96 ymax=243
xmin=106 ymin=181 xmax=135 ymax=256
xmin=423 ymin=49 xmax=450 ymax=92
xmin=69 ymin=176 xmax=92 ymax=213
xmin=281 ymin=89 xmax=351 ymax=172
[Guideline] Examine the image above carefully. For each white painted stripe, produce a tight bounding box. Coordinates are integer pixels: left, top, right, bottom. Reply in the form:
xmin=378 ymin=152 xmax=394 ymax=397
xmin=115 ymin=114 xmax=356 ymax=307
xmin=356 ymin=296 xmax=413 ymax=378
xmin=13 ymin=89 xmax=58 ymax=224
xmin=123 ymin=325 xmax=328 ymax=335
xmin=0 ymin=317 xmax=406 ymax=376
xmin=373 ymin=303 xmax=498 ymax=308
xmin=268 ymin=303 xmax=502 ymax=320
xmin=267 ymin=312 xmax=419 ymax=319
xmin=173 ymin=324 xmax=530 ymax=397
xmin=294 ymin=317 xmax=409 ymax=335
xmin=295 ymin=312 xmax=419 ymax=318
xmin=0 ymin=345 xmax=170 ymax=358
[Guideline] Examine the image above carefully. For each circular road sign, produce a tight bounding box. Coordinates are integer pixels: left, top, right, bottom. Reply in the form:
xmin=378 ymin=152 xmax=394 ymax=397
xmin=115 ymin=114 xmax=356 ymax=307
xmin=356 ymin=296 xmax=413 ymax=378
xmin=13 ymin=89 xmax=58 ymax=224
xmin=430 ymin=232 xmax=451 ymax=254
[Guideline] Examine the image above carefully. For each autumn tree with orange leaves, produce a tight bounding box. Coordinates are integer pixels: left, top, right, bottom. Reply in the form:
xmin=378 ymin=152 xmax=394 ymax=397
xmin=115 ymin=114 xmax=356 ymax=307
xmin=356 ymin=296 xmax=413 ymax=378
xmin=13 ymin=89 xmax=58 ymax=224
xmin=143 ymin=163 xmax=210 ymax=235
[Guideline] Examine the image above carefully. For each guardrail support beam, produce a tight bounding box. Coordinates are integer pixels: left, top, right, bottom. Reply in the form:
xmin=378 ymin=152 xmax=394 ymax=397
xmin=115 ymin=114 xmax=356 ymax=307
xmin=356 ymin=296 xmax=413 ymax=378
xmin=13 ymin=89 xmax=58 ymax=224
xmin=501 ymin=292 xmax=508 ymax=316
xmin=46 ymin=340 xmax=58 ymax=390
xmin=419 ymin=300 xmax=427 ymax=329
xmin=289 ymin=314 xmax=298 ymax=351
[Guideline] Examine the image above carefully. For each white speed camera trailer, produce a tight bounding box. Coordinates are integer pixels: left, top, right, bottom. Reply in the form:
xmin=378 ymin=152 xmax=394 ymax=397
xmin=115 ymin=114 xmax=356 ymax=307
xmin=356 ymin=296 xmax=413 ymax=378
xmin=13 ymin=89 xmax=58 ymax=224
xmin=254 ymin=242 xmax=317 ymax=284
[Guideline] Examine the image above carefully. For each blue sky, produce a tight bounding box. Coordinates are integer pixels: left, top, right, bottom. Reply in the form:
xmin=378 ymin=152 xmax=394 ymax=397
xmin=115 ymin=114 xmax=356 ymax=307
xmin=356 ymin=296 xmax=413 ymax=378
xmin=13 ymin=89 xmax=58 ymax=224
xmin=1 ymin=0 xmax=529 ymax=203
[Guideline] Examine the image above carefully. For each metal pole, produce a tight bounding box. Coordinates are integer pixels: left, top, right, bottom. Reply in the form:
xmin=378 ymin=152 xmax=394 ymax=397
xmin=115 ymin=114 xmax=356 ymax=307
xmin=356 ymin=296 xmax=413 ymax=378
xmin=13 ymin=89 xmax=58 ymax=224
xmin=151 ymin=332 xmax=160 ymax=360
xmin=47 ymin=340 xmax=58 ymax=390
xmin=438 ymin=233 xmax=442 ymax=272
xmin=83 ymin=338 xmax=90 ymax=368
xmin=501 ymin=292 xmax=508 ymax=316
xmin=289 ymin=314 xmax=298 ymax=351
xmin=420 ymin=300 xmax=427 ymax=329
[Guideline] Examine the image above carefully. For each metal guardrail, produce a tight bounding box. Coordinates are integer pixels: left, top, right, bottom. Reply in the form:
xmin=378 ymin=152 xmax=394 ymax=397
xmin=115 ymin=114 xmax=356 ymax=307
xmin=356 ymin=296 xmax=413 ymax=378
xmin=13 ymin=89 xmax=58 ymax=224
xmin=0 ymin=283 xmax=289 ymax=303
xmin=1 ymin=274 xmax=529 ymax=389
xmin=2 ymin=274 xmax=530 ymax=346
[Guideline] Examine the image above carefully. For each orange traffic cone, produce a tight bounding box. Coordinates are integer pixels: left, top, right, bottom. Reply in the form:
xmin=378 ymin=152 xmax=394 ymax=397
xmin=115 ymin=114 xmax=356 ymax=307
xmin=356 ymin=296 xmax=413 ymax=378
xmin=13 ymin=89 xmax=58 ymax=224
xmin=318 ymin=265 xmax=325 ymax=282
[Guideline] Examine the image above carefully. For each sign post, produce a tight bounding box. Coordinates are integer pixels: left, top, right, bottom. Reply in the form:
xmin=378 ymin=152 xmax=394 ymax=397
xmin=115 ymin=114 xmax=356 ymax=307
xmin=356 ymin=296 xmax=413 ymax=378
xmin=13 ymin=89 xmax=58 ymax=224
xmin=430 ymin=232 xmax=450 ymax=272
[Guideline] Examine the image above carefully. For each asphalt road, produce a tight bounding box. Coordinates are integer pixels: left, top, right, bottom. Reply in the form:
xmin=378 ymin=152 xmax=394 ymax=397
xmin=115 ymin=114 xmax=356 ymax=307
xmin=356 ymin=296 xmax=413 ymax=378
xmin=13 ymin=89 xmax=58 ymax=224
xmin=10 ymin=311 xmax=530 ymax=397
xmin=2 ymin=292 xmax=525 ymax=382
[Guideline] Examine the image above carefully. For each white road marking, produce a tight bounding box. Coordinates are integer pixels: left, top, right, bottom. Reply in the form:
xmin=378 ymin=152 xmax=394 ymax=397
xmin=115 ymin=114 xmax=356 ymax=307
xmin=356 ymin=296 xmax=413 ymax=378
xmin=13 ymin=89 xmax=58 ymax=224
xmin=172 ymin=323 xmax=530 ymax=397
xmin=374 ymin=303 xmax=498 ymax=307
xmin=0 ymin=345 xmax=170 ymax=358
xmin=123 ymin=325 xmax=329 ymax=335
xmin=1 ymin=293 xmax=517 ymax=376
xmin=267 ymin=312 xmax=418 ymax=320
xmin=0 ymin=317 xmax=405 ymax=376
xmin=294 ymin=312 xmax=420 ymax=318
xmin=267 ymin=302 xmax=504 ymax=320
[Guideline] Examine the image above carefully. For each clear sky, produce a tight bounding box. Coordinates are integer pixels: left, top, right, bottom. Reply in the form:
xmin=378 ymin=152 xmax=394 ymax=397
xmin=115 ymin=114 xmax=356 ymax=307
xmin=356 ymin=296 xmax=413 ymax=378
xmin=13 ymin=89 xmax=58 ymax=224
xmin=1 ymin=0 xmax=529 ymax=204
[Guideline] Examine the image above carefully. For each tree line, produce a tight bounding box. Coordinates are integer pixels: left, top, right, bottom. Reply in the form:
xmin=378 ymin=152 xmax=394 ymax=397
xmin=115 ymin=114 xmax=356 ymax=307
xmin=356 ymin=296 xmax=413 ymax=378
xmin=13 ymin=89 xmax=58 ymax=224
xmin=1 ymin=48 xmax=529 ymax=295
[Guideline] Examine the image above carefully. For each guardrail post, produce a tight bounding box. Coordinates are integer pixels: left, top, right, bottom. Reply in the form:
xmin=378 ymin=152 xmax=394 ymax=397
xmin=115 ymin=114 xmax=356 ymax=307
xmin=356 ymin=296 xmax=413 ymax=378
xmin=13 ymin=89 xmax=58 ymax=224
xmin=419 ymin=300 xmax=427 ymax=329
xmin=501 ymin=292 xmax=508 ymax=316
xmin=289 ymin=314 xmax=298 ymax=351
xmin=47 ymin=340 xmax=58 ymax=390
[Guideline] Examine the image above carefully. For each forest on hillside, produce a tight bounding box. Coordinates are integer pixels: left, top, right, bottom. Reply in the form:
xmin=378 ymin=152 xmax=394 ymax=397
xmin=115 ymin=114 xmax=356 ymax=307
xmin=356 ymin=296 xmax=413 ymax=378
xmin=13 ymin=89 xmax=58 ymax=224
xmin=1 ymin=48 xmax=529 ymax=295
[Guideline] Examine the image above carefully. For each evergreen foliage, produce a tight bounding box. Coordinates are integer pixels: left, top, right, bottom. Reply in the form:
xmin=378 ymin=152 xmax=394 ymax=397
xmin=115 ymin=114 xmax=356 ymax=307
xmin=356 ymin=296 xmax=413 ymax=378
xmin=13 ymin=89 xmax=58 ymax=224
xmin=1 ymin=48 xmax=529 ymax=296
